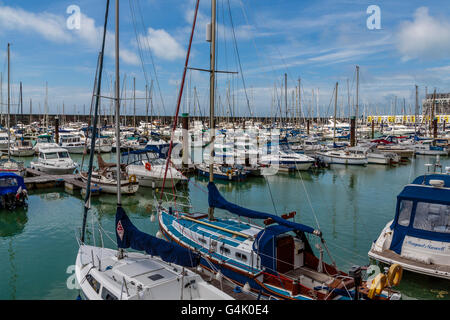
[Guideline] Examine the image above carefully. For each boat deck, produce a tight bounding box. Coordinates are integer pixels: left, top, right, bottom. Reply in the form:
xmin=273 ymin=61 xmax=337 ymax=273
xmin=369 ymin=249 xmax=450 ymax=278
xmin=188 ymin=267 xmax=263 ymax=300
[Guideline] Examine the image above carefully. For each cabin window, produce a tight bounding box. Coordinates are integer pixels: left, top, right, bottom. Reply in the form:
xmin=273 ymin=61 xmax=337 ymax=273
xmin=220 ymin=246 xmax=230 ymax=255
xmin=235 ymin=252 xmax=247 ymax=261
xmin=398 ymin=200 xmax=413 ymax=226
xmin=101 ymin=287 xmax=118 ymax=300
xmin=0 ymin=178 xmax=18 ymax=187
xmin=198 ymin=238 xmax=207 ymax=245
xmin=413 ymin=202 xmax=450 ymax=233
xmin=86 ymin=274 xmax=100 ymax=293
xmin=46 ymin=153 xmax=58 ymax=159
xmin=58 ymin=152 xmax=69 ymax=158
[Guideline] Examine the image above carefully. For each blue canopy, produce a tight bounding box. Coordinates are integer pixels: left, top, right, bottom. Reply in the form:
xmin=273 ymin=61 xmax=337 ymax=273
xmin=412 ymin=174 xmax=450 ymax=188
xmin=252 ymin=225 xmax=294 ymax=274
xmin=115 ymin=206 xmax=200 ymax=267
xmin=0 ymin=172 xmax=26 ymax=196
xmin=389 ymin=176 xmax=450 ymax=254
xmin=207 ymin=182 xmax=316 ymax=234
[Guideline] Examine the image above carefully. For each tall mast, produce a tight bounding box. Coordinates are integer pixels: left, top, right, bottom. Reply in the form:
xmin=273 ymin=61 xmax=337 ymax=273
xmin=208 ymin=0 xmax=216 ymax=221
xmin=355 ymin=65 xmax=359 ymax=143
xmin=284 ymin=73 xmax=288 ymax=125
xmin=19 ymin=81 xmax=23 ymax=124
xmin=333 ymin=82 xmax=338 ymax=144
xmin=114 ymin=0 xmax=121 ymax=207
xmin=133 ymin=77 xmax=136 ymax=129
xmin=7 ymin=43 xmax=11 ymax=161
xmin=415 ymin=85 xmax=418 ymax=134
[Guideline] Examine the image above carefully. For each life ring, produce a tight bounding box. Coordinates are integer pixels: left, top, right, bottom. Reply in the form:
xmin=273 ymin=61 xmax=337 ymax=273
xmin=387 ymin=264 xmax=403 ymax=286
xmin=226 ymin=169 xmax=232 ymax=177
xmin=145 ymin=162 xmax=152 ymax=171
xmin=367 ymin=273 xmax=387 ymax=299
xmin=128 ymin=174 xmax=137 ymax=183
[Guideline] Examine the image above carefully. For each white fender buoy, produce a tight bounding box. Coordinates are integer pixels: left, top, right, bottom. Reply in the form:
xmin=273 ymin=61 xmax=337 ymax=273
xmin=243 ymin=282 xmax=251 ymax=293
xmin=215 ymin=271 xmax=223 ymax=281
xmin=196 ymin=266 xmax=203 ymax=273
xmin=156 ymin=231 xmax=163 ymax=239
xmin=150 ymin=214 xmax=156 ymax=222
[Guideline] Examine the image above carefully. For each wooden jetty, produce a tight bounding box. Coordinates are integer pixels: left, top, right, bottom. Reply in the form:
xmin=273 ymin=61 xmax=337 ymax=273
xmin=24 ymin=168 xmax=101 ymax=195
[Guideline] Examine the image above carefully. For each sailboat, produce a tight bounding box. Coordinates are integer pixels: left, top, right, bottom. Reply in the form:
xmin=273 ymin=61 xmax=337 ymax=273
xmin=158 ymin=1 xmax=401 ymax=300
xmin=315 ymin=82 xmax=368 ymax=166
xmin=75 ymin=0 xmax=232 ymax=300
xmin=0 ymin=44 xmax=25 ymax=177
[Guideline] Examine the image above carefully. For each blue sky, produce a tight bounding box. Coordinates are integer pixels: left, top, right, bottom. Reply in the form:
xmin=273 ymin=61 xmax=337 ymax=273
xmin=0 ymin=0 xmax=450 ymax=117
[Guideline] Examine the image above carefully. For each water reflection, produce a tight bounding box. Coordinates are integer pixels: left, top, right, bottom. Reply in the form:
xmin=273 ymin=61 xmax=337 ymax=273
xmin=0 ymin=209 xmax=28 ymax=238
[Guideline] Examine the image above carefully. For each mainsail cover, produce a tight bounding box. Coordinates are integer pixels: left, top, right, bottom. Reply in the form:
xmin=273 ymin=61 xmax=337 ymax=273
xmin=115 ymin=206 xmax=200 ymax=267
xmin=208 ymin=182 xmax=316 ymax=234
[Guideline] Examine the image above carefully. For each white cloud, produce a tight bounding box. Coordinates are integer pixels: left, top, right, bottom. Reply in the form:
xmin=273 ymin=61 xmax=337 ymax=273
xmin=0 ymin=5 xmax=140 ymax=66
xmin=139 ymin=27 xmax=185 ymax=61
xmin=396 ymin=7 xmax=450 ymax=61
xmin=0 ymin=5 xmax=69 ymax=42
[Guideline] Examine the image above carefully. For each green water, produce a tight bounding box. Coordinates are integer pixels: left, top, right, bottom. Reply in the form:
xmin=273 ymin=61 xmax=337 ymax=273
xmin=0 ymin=153 xmax=449 ymax=300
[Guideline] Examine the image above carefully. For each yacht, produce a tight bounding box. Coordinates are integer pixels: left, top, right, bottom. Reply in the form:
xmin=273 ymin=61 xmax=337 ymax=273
xmin=30 ymin=146 xmax=78 ymax=174
xmin=315 ymin=149 xmax=368 ymax=166
xmin=0 ymin=131 xmax=13 ymax=151
xmin=33 ymin=134 xmax=59 ymax=153
xmin=76 ymin=244 xmax=233 ymax=300
xmin=347 ymin=145 xmax=400 ymax=165
xmin=368 ymin=165 xmax=450 ymax=280
xmin=259 ymin=150 xmax=315 ymax=171
xmin=124 ymin=149 xmax=187 ymax=188
xmin=10 ymin=139 xmax=35 ymax=157
xmin=79 ymin=154 xmax=139 ymax=195
xmin=59 ymin=132 xmax=85 ymax=154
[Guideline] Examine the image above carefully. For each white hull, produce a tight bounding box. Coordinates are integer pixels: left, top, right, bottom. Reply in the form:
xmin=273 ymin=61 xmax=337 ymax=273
xmin=80 ymin=174 xmax=139 ymax=194
xmin=10 ymin=148 xmax=35 ymax=157
xmin=30 ymin=162 xmax=77 ymax=175
xmin=75 ymin=245 xmax=233 ymax=300
xmin=316 ymin=152 xmax=368 ymax=165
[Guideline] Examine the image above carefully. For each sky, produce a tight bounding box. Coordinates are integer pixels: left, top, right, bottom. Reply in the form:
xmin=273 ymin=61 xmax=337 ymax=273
xmin=0 ymin=0 xmax=450 ymax=118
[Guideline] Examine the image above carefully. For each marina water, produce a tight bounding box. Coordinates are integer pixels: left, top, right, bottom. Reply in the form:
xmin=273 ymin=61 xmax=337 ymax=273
xmin=1 ymin=153 xmax=449 ymax=300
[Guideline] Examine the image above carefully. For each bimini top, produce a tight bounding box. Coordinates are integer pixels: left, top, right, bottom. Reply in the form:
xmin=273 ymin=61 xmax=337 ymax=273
xmin=389 ymin=173 xmax=450 ymax=254
xmin=0 ymin=172 xmax=26 ymax=196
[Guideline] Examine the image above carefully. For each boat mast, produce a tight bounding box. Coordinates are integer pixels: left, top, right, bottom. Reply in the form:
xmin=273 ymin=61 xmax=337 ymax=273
xmin=415 ymin=85 xmax=418 ymax=135
xmin=355 ymin=65 xmax=359 ymax=144
xmin=115 ymin=0 xmax=121 ymax=208
xmin=7 ymin=43 xmax=10 ymax=161
xmin=333 ymin=82 xmax=338 ymax=145
xmin=81 ymin=0 xmax=110 ymax=244
xmin=208 ymin=0 xmax=217 ymax=221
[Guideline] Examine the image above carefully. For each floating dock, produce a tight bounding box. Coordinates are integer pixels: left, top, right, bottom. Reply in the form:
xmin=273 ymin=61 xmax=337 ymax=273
xmin=24 ymin=168 xmax=101 ymax=195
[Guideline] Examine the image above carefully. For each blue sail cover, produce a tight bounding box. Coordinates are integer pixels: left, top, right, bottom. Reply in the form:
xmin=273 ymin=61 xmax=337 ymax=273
xmin=207 ymin=182 xmax=316 ymax=234
xmin=0 ymin=172 xmax=26 ymax=196
xmin=115 ymin=206 xmax=200 ymax=267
